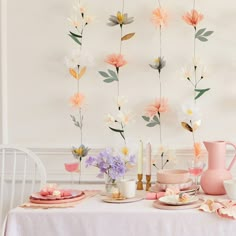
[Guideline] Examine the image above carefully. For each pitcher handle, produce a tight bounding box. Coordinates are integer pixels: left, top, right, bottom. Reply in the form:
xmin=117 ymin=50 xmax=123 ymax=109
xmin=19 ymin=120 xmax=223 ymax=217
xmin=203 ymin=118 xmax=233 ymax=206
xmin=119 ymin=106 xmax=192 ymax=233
xmin=226 ymin=142 xmax=236 ymax=171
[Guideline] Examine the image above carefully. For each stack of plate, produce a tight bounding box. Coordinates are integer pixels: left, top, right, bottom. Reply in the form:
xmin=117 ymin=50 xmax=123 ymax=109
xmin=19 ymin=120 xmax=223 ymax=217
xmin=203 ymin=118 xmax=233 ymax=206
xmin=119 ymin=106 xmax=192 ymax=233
xmin=30 ymin=190 xmax=85 ymax=204
xmin=151 ymin=169 xmax=194 ymax=192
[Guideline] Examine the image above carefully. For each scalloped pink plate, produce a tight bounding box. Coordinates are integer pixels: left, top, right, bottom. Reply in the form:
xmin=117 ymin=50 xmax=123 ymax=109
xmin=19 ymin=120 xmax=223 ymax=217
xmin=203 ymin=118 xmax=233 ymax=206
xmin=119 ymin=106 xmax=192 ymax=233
xmin=29 ymin=192 xmax=86 ymax=204
xmin=31 ymin=190 xmax=83 ymax=200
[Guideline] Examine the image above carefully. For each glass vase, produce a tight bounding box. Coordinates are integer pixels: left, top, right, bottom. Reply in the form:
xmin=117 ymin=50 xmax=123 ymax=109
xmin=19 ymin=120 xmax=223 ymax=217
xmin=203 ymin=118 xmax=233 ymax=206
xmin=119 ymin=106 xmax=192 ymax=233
xmin=104 ymin=175 xmax=117 ymax=196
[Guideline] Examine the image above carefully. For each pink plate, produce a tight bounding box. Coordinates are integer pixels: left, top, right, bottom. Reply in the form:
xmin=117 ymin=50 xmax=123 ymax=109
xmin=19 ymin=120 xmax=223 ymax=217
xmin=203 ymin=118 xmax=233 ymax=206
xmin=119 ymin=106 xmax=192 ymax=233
xmin=29 ymin=192 xmax=86 ymax=204
xmin=150 ymin=179 xmax=193 ymax=192
xmin=31 ymin=190 xmax=83 ymax=200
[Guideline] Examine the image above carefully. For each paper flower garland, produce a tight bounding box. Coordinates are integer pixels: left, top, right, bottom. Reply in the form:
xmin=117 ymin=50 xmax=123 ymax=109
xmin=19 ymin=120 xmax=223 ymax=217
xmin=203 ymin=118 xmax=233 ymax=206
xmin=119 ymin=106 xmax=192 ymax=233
xmin=98 ymin=0 xmax=135 ymax=147
xmin=65 ymin=0 xmax=93 ymax=176
xmin=180 ymin=0 xmax=214 ymax=159
xmin=142 ymin=0 xmax=170 ymax=169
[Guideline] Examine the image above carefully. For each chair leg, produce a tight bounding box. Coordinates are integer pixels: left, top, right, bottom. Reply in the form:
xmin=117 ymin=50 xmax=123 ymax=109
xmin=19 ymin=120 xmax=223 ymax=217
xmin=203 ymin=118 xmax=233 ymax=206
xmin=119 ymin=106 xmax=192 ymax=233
xmin=1 ymin=215 xmax=7 ymax=236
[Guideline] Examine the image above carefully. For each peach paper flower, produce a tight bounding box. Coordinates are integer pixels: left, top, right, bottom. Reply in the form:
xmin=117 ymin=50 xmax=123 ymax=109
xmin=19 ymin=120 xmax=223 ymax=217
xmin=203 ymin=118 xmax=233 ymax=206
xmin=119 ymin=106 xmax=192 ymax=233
xmin=70 ymin=93 xmax=85 ymax=108
xmin=151 ymin=8 xmax=168 ymax=27
xmin=182 ymin=10 xmax=204 ymax=27
xmin=146 ymin=98 xmax=168 ymax=118
xmin=105 ymin=53 xmax=127 ymax=68
xmin=194 ymin=142 xmax=201 ymax=158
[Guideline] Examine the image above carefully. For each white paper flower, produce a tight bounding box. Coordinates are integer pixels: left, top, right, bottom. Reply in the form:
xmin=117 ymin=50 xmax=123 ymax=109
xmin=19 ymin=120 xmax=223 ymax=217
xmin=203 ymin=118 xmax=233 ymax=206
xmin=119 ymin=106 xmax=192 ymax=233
xmin=181 ymin=102 xmax=201 ymax=122
xmin=105 ymin=113 xmax=116 ymax=125
xmin=115 ymin=96 xmax=128 ymax=108
xmin=65 ymin=49 xmax=94 ymax=68
xmin=118 ymin=111 xmax=134 ymax=126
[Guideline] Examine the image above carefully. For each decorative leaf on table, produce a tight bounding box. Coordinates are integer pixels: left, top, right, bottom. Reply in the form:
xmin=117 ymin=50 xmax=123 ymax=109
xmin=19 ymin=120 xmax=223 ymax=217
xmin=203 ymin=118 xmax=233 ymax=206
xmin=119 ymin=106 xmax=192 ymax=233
xmin=142 ymin=116 xmax=150 ymax=122
xmin=121 ymin=33 xmax=135 ymax=41
xmin=68 ymin=34 xmax=81 ymax=45
xmin=69 ymin=31 xmax=82 ymax=38
xmin=195 ymin=88 xmax=210 ymax=100
xmin=181 ymin=122 xmax=193 ymax=132
xmin=69 ymin=68 xmax=79 ymax=79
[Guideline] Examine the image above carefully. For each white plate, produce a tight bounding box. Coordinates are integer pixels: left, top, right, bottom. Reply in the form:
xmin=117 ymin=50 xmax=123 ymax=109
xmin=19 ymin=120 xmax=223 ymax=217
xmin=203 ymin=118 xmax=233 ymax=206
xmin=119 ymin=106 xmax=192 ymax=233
xmin=159 ymin=195 xmax=199 ymax=206
xmin=101 ymin=195 xmax=143 ymax=203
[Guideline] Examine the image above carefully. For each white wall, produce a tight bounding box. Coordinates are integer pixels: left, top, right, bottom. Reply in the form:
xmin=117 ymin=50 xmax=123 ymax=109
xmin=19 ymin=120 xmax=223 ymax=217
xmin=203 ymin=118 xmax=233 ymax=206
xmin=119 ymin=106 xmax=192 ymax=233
xmin=1 ymin=0 xmax=236 ymax=150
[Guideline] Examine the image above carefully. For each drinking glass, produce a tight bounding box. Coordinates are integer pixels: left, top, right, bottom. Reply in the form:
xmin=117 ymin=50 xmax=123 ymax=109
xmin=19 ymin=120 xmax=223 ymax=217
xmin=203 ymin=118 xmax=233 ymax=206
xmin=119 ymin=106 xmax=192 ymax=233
xmin=187 ymin=159 xmax=205 ymax=185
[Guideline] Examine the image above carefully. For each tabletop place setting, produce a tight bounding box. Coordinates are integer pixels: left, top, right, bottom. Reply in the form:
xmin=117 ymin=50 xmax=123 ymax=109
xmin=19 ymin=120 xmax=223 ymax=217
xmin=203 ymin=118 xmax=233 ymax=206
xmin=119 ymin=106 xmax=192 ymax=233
xmin=2 ymin=0 xmax=236 ymax=235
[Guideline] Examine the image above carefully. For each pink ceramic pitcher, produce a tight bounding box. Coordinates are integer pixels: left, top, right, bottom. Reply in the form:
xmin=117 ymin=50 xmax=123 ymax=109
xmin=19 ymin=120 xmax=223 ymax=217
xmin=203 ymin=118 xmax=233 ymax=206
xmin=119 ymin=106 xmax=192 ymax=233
xmin=200 ymin=141 xmax=236 ymax=195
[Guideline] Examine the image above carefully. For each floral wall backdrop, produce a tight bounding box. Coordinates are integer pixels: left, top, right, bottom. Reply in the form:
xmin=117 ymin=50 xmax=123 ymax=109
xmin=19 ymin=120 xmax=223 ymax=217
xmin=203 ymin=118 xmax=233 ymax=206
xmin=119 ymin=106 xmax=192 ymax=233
xmin=2 ymin=0 xmax=236 ymax=152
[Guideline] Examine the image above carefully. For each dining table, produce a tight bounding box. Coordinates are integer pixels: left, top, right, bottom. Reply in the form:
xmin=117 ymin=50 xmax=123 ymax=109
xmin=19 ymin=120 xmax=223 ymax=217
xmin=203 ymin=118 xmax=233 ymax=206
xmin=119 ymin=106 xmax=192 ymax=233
xmin=4 ymin=185 xmax=236 ymax=236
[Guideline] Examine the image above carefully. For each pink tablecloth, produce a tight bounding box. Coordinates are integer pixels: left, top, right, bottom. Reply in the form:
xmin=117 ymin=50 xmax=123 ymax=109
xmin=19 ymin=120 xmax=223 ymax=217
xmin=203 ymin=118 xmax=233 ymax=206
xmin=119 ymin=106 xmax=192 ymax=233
xmin=5 ymin=194 xmax=236 ymax=236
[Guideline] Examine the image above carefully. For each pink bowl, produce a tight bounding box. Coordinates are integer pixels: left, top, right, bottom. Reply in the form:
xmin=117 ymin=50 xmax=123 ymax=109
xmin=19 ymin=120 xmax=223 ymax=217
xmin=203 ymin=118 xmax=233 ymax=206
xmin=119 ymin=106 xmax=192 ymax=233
xmin=157 ymin=169 xmax=190 ymax=184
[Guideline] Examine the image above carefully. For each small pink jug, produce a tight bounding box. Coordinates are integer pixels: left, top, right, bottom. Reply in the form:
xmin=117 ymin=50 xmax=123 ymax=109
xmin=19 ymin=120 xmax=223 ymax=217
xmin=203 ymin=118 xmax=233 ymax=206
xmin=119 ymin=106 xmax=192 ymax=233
xmin=200 ymin=141 xmax=236 ymax=195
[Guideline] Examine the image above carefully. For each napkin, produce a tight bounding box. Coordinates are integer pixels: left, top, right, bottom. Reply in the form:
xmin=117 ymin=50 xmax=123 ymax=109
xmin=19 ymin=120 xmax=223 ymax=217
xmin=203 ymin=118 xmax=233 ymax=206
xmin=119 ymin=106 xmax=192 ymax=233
xmin=20 ymin=190 xmax=99 ymax=209
xmin=146 ymin=192 xmax=165 ymax=200
xmin=199 ymin=198 xmax=236 ymax=220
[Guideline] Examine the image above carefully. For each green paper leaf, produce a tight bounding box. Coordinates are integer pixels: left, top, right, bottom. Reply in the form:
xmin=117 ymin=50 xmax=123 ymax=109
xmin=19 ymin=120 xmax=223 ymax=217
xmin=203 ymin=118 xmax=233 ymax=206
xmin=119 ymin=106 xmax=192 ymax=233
xmin=146 ymin=122 xmax=158 ymax=127
xmin=197 ymin=36 xmax=208 ymax=42
xmin=98 ymin=71 xmax=109 ymax=78
xmin=195 ymin=28 xmax=206 ymax=38
xmin=70 ymin=115 xmax=80 ymax=128
xmin=142 ymin=116 xmax=150 ymax=122
xmin=68 ymin=34 xmax=81 ymax=45
xmin=195 ymin=88 xmax=210 ymax=100
xmin=203 ymin=31 xmax=214 ymax=37
xmin=109 ymin=127 xmax=124 ymax=133
xmin=103 ymin=78 xmax=116 ymax=83
xmin=69 ymin=31 xmax=82 ymax=38
xmin=153 ymin=115 xmax=160 ymax=124
xmin=108 ymin=69 xmax=118 ymax=81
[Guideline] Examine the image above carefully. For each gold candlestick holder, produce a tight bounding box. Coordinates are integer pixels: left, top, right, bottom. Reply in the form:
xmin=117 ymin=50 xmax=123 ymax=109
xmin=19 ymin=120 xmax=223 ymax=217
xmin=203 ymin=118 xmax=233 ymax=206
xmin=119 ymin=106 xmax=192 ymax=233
xmin=146 ymin=175 xmax=151 ymax=191
xmin=137 ymin=174 xmax=143 ymax=190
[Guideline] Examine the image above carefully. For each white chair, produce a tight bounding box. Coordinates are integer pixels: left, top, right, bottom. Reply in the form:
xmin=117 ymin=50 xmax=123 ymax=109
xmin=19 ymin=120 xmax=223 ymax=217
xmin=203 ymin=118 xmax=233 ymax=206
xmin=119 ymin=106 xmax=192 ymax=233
xmin=0 ymin=145 xmax=47 ymax=236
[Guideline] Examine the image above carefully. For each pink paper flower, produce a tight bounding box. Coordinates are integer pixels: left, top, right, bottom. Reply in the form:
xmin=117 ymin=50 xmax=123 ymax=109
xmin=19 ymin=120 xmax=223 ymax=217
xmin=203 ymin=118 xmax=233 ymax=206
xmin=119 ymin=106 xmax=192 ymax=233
xmin=146 ymin=98 xmax=168 ymax=118
xmin=151 ymin=8 xmax=168 ymax=27
xmin=194 ymin=142 xmax=201 ymax=158
xmin=105 ymin=53 xmax=127 ymax=68
xmin=182 ymin=10 xmax=204 ymax=27
xmin=70 ymin=93 xmax=85 ymax=108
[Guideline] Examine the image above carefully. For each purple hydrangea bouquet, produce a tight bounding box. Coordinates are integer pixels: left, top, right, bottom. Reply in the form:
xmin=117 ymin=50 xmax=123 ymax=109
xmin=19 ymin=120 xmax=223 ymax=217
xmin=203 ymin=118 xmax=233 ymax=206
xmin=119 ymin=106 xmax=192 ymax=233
xmin=86 ymin=149 xmax=135 ymax=190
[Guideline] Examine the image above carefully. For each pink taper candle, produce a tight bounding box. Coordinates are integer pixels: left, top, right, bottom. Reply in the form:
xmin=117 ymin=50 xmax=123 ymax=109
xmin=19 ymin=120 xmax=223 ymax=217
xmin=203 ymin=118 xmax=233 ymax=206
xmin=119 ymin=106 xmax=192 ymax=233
xmin=146 ymin=142 xmax=152 ymax=175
